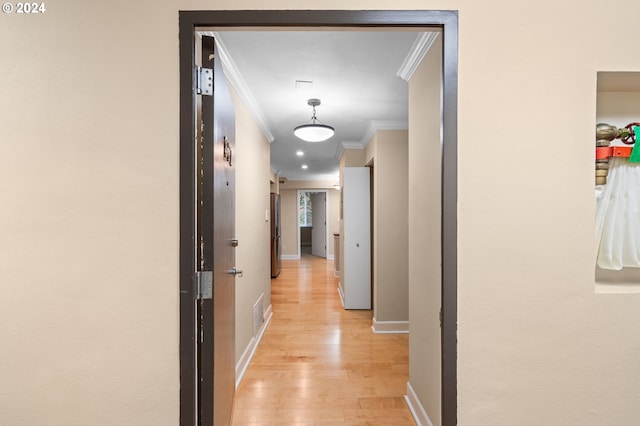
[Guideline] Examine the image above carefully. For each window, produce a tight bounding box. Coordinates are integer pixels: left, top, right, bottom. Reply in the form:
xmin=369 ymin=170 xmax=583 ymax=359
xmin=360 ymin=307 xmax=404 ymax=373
xmin=299 ymin=192 xmax=313 ymax=226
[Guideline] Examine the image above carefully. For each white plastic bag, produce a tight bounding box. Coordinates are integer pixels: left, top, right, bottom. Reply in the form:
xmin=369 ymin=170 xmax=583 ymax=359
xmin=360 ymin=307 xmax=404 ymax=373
xmin=596 ymin=157 xmax=640 ymax=269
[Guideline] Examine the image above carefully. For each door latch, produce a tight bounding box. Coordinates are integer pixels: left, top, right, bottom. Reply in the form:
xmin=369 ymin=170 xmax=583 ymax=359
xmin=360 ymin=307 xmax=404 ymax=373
xmin=195 ymin=271 xmax=213 ymax=299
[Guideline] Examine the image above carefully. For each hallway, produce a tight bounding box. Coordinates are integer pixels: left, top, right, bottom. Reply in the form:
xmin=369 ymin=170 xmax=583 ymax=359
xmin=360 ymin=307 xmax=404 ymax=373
xmin=231 ymin=255 xmax=415 ymax=425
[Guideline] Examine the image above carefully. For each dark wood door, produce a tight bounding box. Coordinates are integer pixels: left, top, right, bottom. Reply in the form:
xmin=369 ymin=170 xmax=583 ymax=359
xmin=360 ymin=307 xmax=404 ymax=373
xmin=199 ymin=35 xmax=236 ymax=426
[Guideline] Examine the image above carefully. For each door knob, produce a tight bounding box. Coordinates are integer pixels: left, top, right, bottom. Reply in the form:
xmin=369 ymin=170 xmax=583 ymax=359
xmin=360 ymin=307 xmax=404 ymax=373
xmin=230 ymin=238 xmax=239 ymax=247
xmin=228 ymin=267 xmax=243 ymax=277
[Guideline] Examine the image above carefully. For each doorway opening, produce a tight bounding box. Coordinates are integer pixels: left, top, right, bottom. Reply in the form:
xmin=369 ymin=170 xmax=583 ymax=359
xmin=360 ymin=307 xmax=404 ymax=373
xmin=179 ymin=10 xmax=458 ymax=426
xmin=297 ymin=190 xmax=329 ymax=259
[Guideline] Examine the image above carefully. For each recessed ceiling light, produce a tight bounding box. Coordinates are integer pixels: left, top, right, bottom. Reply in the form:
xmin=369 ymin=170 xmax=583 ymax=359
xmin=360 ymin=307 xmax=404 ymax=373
xmin=301 ymin=164 xmax=308 ymax=170
xmin=296 ymin=151 xmax=304 ymax=156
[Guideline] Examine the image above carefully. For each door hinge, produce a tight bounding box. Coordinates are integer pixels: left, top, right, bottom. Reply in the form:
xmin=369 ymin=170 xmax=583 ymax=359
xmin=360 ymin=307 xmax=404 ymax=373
xmin=196 ymin=271 xmax=213 ymax=300
xmin=196 ymin=66 xmax=213 ymax=96
xmin=439 ymin=308 xmax=443 ymax=328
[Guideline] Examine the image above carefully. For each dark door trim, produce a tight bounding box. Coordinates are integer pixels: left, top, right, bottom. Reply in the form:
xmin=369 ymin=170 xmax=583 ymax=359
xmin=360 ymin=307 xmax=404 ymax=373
xmin=178 ymin=16 xmax=197 ymax=426
xmin=179 ymin=9 xmax=458 ymax=426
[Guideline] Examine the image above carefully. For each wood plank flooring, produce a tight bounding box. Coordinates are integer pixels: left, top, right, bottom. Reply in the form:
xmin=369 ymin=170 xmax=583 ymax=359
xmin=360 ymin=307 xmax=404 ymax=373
xmin=231 ymin=254 xmax=415 ymax=425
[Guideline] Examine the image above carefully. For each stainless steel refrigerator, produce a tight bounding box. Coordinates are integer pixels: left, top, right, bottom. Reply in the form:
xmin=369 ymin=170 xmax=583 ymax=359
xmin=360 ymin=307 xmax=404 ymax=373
xmin=270 ymin=193 xmax=281 ymax=278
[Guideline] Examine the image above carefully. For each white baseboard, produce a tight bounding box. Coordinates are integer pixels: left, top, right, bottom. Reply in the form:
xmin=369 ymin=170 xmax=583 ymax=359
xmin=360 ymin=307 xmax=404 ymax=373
xmin=327 ymin=254 xmax=335 ymax=260
xmin=405 ymin=381 xmax=434 ymax=426
xmin=235 ymin=304 xmax=273 ymax=389
xmin=371 ymin=317 xmax=409 ymax=334
xmin=281 ymin=254 xmax=300 ymax=260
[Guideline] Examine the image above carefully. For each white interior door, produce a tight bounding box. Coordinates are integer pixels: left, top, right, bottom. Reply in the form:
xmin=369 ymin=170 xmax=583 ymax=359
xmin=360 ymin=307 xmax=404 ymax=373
xmin=342 ymin=167 xmax=371 ymax=309
xmin=311 ymin=192 xmax=327 ymax=258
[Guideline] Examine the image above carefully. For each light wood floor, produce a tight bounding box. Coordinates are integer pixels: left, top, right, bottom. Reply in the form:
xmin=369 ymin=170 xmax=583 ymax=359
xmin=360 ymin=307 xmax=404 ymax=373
xmin=231 ymin=254 xmax=415 ymax=425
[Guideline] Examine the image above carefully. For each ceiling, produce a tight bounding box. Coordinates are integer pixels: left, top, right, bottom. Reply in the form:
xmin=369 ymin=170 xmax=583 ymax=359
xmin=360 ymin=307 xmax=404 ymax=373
xmin=209 ymin=30 xmax=433 ymax=181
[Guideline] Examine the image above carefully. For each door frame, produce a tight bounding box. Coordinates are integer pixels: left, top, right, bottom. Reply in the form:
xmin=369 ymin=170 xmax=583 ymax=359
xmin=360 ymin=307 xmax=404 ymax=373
xmin=297 ymin=189 xmax=330 ymax=259
xmin=179 ymin=9 xmax=458 ymax=426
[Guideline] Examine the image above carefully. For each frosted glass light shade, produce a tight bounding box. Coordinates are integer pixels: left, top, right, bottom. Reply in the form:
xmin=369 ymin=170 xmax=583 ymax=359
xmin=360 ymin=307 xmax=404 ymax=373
xmin=294 ymin=124 xmax=335 ymax=142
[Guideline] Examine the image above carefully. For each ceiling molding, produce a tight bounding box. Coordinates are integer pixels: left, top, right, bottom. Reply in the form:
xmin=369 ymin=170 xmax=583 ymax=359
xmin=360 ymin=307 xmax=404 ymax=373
xmin=342 ymin=141 xmax=366 ymax=150
xmin=208 ymin=32 xmax=275 ymax=143
xmin=360 ymin=120 xmax=408 ymax=147
xmin=283 ymin=172 xmax=341 ymax=182
xmin=396 ymin=32 xmax=439 ymax=82
xmin=334 ymin=142 xmax=345 ymax=160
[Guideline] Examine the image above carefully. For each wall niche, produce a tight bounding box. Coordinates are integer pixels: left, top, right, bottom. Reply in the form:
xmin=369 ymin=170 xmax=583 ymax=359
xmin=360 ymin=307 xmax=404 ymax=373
xmin=595 ymin=71 xmax=640 ymax=293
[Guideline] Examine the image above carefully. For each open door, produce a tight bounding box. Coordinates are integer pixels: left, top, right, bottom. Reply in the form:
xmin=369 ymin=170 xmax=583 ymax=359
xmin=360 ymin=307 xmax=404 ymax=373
xmin=197 ymin=35 xmax=237 ymax=426
xmin=311 ymin=192 xmax=327 ymax=258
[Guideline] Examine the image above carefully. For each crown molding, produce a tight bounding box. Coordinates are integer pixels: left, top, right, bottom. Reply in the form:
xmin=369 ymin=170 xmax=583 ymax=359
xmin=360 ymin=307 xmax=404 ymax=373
xmin=281 ymin=172 xmax=340 ymax=182
xmin=338 ymin=120 xmax=408 ymax=153
xmin=208 ymin=32 xmax=275 ymax=143
xmin=342 ymin=141 xmax=365 ymax=150
xmin=396 ymin=32 xmax=439 ymax=82
xmin=334 ymin=142 xmax=345 ymax=160
xmin=360 ymin=120 xmax=407 ymax=147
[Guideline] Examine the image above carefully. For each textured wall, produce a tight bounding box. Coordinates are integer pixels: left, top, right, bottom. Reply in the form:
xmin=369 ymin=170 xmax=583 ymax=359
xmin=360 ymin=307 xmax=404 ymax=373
xmin=408 ymin=35 xmax=442 ymax=424
xmin=230 ymin=85 xmax=272 ymax=364
xmin=365 ymin=130 xmax=409 ymax=323
xmin=3 ymin=1 xmax=640 ymax=424
xmin=279 ymin=181 xmax=340 ymax=257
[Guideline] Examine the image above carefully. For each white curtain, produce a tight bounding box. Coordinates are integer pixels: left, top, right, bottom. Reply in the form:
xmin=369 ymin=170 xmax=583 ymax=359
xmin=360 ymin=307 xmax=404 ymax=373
xmin=596 ymin=157 xmax=640 ymax=269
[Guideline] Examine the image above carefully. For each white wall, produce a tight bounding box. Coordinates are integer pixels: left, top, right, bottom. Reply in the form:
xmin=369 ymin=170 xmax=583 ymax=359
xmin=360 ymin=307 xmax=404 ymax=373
xmin=451 ymin=3 xmax=640 ymax=424
xmin=408 ymin=35 xmax=442 ymax=424
xmin=3 ymin=1 xmax=640 ymax=425
xmin=279 ymin=181 xmax=340 ymax=257
xmin=230 ymin=86 xmax=272 ymax=365
xmin=280 ymin=188 xmax=298 ymax=256
xmin=365 ymin=130 xmax=409 ymax=323
xmin=0 ymin=3 xmax=181 ymax=424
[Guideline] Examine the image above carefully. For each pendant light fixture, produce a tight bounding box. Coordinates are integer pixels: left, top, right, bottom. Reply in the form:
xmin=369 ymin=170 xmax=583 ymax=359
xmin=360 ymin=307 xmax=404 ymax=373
xmin=293 ymin=98 xmax=335 ymax=142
